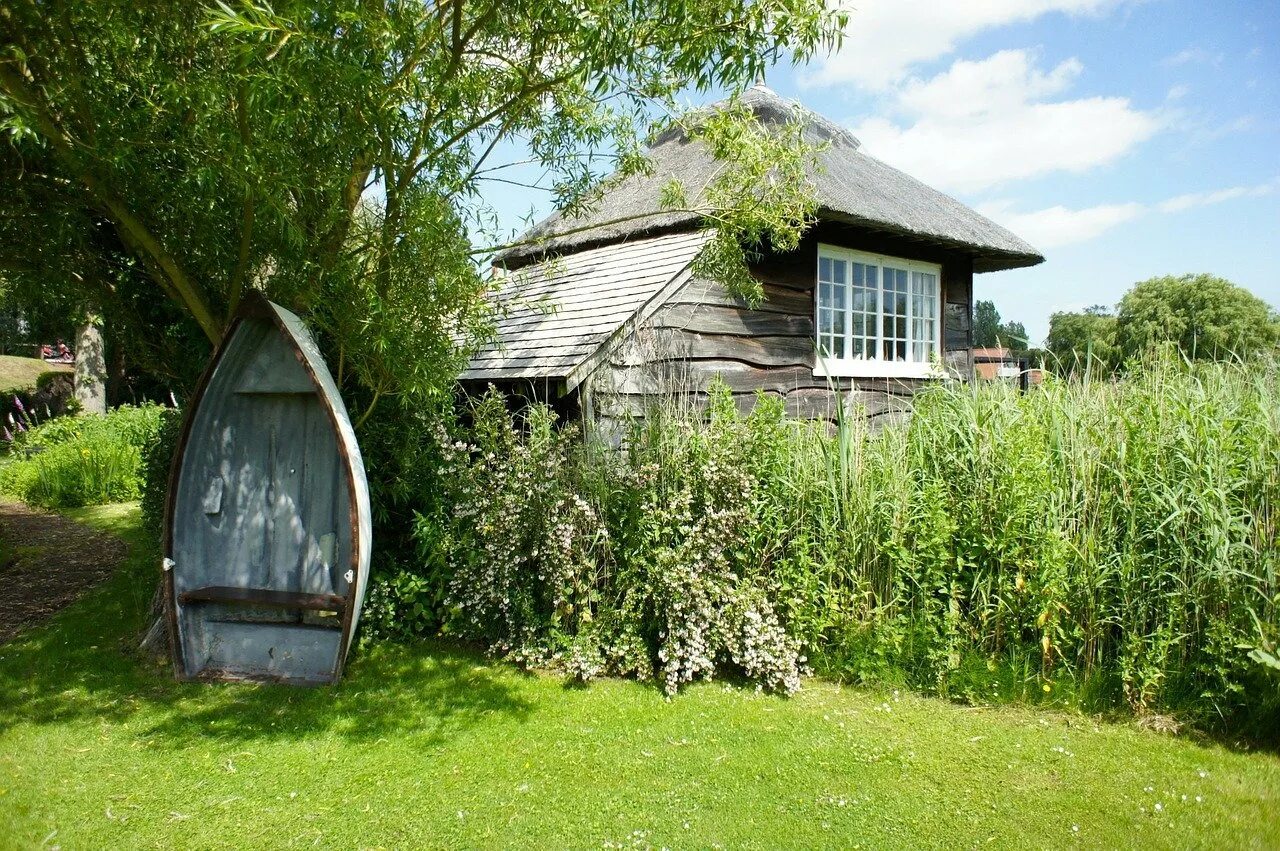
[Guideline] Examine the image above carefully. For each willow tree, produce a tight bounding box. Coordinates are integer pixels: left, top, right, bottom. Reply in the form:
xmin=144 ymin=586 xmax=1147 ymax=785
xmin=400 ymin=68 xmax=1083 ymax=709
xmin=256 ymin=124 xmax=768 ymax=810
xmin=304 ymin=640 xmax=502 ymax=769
xmin=0 ymin=0 xmax=842 ymax=422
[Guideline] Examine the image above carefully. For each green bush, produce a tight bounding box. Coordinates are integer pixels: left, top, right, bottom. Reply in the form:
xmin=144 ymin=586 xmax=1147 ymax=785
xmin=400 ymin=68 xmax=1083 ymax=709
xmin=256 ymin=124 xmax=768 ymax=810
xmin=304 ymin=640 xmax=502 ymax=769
xmin=398 ymin=357 xmax=1279 ymax=739
xmin=0 ymin=404 xmax=167 ymax=509
xmin=139 ymin=406 xmax=184 ymax=544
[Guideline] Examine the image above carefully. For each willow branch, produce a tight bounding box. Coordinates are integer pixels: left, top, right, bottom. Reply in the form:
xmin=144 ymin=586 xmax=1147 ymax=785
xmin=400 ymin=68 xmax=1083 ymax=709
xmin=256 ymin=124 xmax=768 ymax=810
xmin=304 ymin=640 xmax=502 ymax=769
xmin=0 ymin=63 xmax=223 ymax=342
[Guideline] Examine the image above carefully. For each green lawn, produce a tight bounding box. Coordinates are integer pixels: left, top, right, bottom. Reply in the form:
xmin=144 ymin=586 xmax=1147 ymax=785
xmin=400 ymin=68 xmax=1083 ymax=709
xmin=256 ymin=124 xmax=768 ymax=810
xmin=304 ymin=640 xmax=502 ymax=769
xmin=0 ymin=355 xmax=69 ymax=395
xmin=1 ymin=505 xmax=1277 ymax=849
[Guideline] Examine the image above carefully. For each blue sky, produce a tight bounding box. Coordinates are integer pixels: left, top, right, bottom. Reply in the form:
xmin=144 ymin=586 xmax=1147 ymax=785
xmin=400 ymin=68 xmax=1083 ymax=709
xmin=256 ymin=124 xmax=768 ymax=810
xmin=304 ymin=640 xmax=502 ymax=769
xmin=487 ymin=0 xmax=1279 ymax=345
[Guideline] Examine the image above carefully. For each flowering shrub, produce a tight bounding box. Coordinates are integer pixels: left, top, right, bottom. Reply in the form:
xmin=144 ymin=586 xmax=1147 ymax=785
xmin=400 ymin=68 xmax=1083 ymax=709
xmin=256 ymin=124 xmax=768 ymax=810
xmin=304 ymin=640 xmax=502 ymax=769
xmin=403 ymin=386 xmax=805 ymax=695
xmin=606 ymin=391 xmax=806 ymax=695
xmin=428 ymin=392 xmax=610 ymax=661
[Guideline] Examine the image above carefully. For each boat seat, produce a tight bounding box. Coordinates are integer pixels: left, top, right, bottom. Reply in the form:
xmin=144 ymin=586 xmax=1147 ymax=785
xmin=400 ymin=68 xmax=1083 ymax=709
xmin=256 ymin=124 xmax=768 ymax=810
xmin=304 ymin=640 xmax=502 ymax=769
xmin=178 ymin=586 xmax=346 ymax=614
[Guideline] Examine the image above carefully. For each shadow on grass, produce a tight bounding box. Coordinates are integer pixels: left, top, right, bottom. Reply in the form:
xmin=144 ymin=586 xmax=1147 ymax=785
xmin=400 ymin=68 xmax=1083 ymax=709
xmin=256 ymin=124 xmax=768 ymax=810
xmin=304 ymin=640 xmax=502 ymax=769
xmin=0 ymin=509 xmax=533 ymax=747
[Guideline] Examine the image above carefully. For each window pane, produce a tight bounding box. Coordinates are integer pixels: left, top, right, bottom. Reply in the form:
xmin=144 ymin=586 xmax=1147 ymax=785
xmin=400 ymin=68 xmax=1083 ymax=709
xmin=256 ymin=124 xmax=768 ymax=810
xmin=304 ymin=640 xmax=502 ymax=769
xmin=817 ymin=253 xmax=941 ymax=367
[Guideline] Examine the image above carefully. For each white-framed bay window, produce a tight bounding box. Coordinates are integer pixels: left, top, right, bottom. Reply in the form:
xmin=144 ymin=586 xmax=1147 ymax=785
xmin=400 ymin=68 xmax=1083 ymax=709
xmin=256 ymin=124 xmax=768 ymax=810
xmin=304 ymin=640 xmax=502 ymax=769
xmin=814 ymin=244 xmax=943 ymax=379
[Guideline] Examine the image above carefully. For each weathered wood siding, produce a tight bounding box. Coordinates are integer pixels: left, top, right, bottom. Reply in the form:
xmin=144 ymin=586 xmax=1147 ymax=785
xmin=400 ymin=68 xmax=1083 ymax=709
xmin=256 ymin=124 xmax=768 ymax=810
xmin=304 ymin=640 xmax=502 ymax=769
xmin=586 ymin=222 xmax=975 ymax=429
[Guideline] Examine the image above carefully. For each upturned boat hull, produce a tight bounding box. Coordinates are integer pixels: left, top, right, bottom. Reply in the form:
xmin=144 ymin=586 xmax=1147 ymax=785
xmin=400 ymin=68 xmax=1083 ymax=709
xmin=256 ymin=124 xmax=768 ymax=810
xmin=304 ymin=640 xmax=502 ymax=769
xmin=163 ymin=293 xmax=371 ymax=684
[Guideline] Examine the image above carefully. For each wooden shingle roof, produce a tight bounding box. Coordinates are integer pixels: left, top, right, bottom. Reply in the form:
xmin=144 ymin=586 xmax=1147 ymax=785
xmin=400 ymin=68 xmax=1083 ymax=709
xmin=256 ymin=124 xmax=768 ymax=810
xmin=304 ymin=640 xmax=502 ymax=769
xmin=461 ymin=230 xmax=709 ymax=385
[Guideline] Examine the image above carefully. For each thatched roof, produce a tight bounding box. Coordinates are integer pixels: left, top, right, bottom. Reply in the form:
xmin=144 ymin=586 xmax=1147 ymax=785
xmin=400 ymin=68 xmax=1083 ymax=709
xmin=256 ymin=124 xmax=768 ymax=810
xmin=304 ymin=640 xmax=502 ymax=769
xmin=497 ymin=86 xmax=1043 ymax=274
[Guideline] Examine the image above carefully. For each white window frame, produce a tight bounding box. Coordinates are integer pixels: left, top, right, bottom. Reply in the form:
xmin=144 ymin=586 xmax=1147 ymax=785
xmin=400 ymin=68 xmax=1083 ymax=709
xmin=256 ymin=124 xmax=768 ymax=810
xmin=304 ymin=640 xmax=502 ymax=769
xmin=813 ymin=243 xmax=944 ymax=379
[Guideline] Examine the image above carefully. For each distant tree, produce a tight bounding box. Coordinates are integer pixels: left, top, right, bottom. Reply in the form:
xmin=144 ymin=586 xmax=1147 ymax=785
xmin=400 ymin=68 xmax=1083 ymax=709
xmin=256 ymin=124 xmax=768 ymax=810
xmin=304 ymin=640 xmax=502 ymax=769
xmin=973 ymin=299 xmax=1031 ymax=354
xmin=1022 ymin=346 xmax=1049 ymax=368
xmin=997 ymin=319 xmax=1030 ymax=353
xmin=1116 ymin=274 xmax=1279 ymax=362
xmin=1046 ymin=305 xmax=1119 ymax=376
xmin=974 ymin=300 xmax=1002 ymax=348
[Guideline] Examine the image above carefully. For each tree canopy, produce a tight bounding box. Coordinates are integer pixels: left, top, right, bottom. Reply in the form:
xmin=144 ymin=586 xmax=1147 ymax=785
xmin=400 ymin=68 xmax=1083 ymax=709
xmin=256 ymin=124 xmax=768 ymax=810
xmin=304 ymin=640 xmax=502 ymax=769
xmin=1115 ymin=274 xmax=1278 ymax=363
xmin=973 ymin=299 xmax=1030 ymax=354
xmin=1047 ymin=276 xmax=1277 ymax=376
xmin=0 ymin=0 xmax=842 ymax=419
xmin=1046 ymin=305 xmax=1119 ymax=376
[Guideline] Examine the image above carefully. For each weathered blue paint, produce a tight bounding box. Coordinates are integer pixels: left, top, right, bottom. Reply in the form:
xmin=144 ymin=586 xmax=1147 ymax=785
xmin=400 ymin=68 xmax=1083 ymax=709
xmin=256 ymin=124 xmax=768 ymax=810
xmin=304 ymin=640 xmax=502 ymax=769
xmin=164 ymin=293 xmax=371 ymax=684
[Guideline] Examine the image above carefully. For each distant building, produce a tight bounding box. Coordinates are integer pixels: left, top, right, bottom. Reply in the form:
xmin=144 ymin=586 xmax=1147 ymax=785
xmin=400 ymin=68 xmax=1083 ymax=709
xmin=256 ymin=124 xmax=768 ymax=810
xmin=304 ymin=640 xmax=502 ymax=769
xmin=974 ymin=347 xmax=1044 ymax=387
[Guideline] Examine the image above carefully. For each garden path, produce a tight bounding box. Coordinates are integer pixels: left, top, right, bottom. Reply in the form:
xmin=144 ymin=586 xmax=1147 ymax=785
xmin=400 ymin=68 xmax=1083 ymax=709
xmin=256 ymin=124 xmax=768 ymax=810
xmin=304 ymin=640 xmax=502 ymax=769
xmin=0 ymin=499 xmax=127 ymax=643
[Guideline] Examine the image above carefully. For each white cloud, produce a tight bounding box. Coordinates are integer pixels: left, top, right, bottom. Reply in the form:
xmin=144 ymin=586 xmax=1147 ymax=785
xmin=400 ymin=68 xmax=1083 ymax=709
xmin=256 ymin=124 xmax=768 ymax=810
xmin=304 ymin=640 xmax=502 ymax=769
xmin=980 ymin=179 xmax=1279 ymax=248
xmin=979 ymin=200 xmax=1144 ymax=247
xmin=850 ymin=50 xmax=1163 ymax=193
xmin=1157 ymin=180 xmax=1278 ymax=213
xmin=1161 ymin=47 xmax=1224 ymax=67
xmin=808 ymin=0 xmax=1123 ymax=89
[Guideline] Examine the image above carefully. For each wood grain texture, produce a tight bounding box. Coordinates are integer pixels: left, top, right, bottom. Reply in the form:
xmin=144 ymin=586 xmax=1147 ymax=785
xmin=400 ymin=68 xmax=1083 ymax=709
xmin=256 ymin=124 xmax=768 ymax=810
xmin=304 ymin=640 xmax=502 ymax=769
xmin=653 ymin=303 xmax=814 ymax=336
xmin=461 ymin=231 xmax=708 ymax=381
xmin=166 ymin=294 xmax=369 ymax=685
xmin=178 ymin=585 xmax=347 ymax=613
xmin=583 ymin=226 xmax=974 ymax=426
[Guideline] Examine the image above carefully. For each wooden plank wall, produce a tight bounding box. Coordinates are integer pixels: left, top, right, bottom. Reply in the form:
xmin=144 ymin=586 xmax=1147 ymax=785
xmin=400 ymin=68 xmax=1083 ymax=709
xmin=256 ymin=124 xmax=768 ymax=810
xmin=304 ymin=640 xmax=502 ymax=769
xmin=586 ymin=221 xmax=975 ymax=430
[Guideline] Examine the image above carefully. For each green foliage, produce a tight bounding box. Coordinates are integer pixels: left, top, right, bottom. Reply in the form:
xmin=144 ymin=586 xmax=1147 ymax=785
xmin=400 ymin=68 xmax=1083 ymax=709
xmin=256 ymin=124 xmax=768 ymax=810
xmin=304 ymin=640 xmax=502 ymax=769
xmin=1046 ymin=305 xmax=1121 ymax=376
xmin=139 ymin=407 xmax=185 ymax=545
xmin=394 ymin=361 xmax=1279 ymax=737
xmin=1 ymin=0 xmax=841 ymax=405
xmin=973 ymin=299 xmax=1032 ymax=354
xmin=682 ymin=102 xmax=823 ymax=304
xmin=1 ymin=0 xmax=843 ymax=593
xmin=1050 ymin=275 xmax=1279 ymax=377
xmin=1116 ymin=273 xmax=1279 ymax=362
xmin=395 ymin=387 xmax=804 ymax=695
xmin=0 ymin=405 xmax=166 ymax=508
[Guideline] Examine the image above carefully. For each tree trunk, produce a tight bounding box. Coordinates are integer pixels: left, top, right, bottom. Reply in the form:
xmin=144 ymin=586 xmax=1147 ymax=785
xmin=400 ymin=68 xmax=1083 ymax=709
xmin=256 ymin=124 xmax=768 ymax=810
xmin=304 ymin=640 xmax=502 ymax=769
xmin=73 ymin=318 xmax=107 ymax=415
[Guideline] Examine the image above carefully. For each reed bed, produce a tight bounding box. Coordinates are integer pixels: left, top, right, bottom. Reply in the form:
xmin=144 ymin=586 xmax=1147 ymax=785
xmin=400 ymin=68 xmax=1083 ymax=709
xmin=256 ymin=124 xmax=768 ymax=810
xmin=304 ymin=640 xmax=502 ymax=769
xmin=393 ymin=356 xmax=1279 ymax=738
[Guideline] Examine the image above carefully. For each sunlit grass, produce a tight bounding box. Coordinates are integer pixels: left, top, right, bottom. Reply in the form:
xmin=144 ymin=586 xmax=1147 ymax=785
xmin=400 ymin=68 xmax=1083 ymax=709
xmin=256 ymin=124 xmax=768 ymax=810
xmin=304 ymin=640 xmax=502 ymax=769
xmin=1 ymin=504 xmax=1278 ymax=848
xmin=0 ymin=355 xmax=68 ymax=396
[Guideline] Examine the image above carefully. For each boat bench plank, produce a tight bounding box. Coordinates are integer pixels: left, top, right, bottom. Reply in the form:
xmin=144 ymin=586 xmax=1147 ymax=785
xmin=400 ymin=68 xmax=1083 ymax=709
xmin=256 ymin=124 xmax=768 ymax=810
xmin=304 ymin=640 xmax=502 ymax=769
xmin=178 ymin=585 xmax=346 ymax=613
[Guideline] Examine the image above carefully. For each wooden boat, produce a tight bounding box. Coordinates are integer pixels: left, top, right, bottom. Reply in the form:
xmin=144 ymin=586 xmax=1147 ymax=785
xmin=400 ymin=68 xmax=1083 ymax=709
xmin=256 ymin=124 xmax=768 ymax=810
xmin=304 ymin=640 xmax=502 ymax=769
xmin=163 ymin=292 xmax=371 ymax=684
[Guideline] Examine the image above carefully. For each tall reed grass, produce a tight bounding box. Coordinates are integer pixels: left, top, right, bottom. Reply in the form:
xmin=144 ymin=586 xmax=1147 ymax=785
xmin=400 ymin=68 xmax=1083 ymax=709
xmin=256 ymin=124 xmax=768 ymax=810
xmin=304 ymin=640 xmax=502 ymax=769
xmin=734 ymin=356 xmax=1279 ymax=736
xmin=391 ymin=356 xmax=1278 ymax=738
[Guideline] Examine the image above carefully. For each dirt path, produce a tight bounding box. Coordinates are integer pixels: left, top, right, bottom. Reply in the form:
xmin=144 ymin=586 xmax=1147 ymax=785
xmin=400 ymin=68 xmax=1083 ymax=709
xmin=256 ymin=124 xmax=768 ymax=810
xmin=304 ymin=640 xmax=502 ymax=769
xmin=0 ymin=499 xmax=128 ymax=643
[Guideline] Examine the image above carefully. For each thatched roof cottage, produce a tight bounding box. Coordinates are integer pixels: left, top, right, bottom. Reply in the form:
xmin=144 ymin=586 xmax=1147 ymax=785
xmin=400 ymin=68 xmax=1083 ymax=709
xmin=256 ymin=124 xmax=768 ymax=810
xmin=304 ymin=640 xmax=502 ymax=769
xmin=461 ymin=86 xmax=1043 ymax=428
